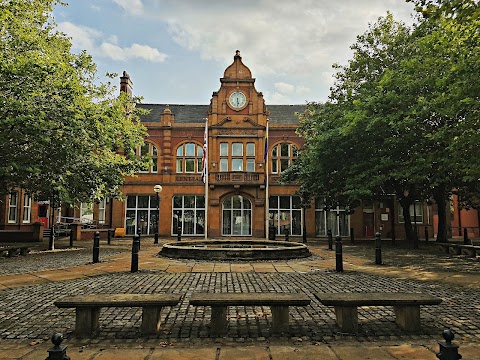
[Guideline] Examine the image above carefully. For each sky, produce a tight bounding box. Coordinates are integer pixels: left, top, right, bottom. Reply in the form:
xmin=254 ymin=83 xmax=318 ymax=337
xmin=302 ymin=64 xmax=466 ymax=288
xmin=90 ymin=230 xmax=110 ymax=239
xmin=54 ymin=0 xmax=417 ymax=105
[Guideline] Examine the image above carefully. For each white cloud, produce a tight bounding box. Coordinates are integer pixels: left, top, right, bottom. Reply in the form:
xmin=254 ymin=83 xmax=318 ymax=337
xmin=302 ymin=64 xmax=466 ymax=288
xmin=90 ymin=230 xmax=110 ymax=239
xmin=112 ymin=0 xmax=144 ymax=15
xmin=57 ymin=21 xmax=100 ymax=53
xmin=58 ymin=21 xmax=167 ymax=63
xmin=148 ymin=0 xmax=415 ymax=82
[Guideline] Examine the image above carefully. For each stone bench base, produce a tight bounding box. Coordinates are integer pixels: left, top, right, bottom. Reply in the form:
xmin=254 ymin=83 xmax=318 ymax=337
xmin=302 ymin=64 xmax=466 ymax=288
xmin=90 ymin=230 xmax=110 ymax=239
xmin=438 ymin=243 xmax=479 ymax=257
xmin=315 ymin=292 xmax=442 ymax=333
xmin=189 ymin=293 xmax=310 ymax=335
xmin=0 ymin=247 xmax=30 ymax=257
xmin=55 ymin=294 xmax=181 ymax=336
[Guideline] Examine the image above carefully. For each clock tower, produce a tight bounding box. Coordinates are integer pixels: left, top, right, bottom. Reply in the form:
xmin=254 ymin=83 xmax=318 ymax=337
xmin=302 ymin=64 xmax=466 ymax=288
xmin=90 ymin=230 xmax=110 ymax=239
xmin=208 ymin=50 xmax=269 ymax=127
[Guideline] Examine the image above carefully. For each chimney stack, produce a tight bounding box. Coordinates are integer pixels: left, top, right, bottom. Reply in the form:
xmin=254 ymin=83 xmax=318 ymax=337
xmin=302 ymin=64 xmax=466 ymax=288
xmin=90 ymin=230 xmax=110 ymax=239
xmin=120 ymin=71 xmax=133 ymax=95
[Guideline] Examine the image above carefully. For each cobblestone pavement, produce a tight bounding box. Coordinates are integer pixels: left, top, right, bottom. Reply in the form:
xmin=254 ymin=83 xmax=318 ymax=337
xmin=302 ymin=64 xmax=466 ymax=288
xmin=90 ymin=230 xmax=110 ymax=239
xmin=0 ymin=247 xmax=126 ymax=275
xmin=0 ymin=237 xmax=479 ymax=359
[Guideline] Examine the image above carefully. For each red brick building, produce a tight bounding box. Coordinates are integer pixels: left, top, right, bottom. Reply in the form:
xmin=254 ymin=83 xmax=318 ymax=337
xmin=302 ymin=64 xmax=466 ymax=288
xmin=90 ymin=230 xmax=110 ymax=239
xmin=1 ymin=51 xmax=444 ymax=241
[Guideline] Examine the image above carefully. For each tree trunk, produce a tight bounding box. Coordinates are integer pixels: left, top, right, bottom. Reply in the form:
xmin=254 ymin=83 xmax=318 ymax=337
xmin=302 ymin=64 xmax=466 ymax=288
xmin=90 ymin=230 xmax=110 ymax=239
xmin=399 ymin=196 xmax=415 ymax=246
xmin=434 ymin=190 xmax=448 ymax=243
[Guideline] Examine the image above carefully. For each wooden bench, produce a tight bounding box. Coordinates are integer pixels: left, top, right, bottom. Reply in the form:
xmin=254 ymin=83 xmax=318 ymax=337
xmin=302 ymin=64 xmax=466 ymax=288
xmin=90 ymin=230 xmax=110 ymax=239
xmin=189 ymin=293 xmax=310 ymax=335
xmin=0 ymin=246 xmax=30 ymax=257
xmin=314 ymin=292 xmax=442 ymax=333
xmin=54 ymin=294 xmax=182 ymax=336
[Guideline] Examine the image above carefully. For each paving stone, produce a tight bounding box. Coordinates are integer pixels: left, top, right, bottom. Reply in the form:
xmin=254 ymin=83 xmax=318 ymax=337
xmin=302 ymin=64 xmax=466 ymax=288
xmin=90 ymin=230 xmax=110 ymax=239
xmin=219 ymin=346 xmax=270 ymax=359
xmin=150 ymin=346 xmax=218 ymax=359
xmin=385 ymin=344 xmax=438 ymax=359
xmin=269 ymin=345 xmax=338 ymax=359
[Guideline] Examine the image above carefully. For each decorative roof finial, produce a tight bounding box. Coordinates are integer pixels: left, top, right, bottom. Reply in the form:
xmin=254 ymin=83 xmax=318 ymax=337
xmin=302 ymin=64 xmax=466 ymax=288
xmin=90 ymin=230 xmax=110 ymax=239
xmin=235 ymin=50 xmax=241 ymax=58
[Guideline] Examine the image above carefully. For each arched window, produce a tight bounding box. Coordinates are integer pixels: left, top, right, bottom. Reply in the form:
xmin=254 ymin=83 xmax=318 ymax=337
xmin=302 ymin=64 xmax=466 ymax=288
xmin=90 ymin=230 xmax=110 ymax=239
xmin=138 ymin=142 xmax=158 ymax=173
xmin=271 ymin=143 xmax=298 ymax=173
xmin=176 ymin=142 xmax=203 ymax=173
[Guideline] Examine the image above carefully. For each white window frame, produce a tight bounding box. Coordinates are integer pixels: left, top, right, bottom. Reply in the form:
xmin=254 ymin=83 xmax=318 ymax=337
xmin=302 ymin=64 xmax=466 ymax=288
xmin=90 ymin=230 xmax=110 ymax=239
xmin=314 ymin=198 xmax=350 ymax=237
xmin=80 ymin=202 xmax=94 ymax=224
xmin=139 ymin=142 xmax=158 ymax=173
xmin=98 ymin=199 xmax=106 ymax=224
xmin=23 ymin=194 xmax=32 ymax=223
xmin=172 ymin=195 xmax=206 ymax=236
xmin=269 ymin=195 xmax=303 ymax=236
xmin=398 ymin=202 xmax=423 ymax=224
xmin=8 ymin=192 xmax=18 ymax=223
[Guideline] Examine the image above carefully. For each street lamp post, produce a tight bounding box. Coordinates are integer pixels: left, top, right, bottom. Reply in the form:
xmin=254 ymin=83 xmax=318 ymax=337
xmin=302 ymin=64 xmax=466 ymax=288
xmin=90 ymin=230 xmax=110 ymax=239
xmin=153 ymin=185 xmax=162 ymax=245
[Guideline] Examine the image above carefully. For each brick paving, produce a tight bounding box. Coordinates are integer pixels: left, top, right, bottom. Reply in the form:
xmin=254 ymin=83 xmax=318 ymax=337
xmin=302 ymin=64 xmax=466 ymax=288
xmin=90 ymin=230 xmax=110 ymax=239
xmin=0 ymin=237 xmax=479 ymax=359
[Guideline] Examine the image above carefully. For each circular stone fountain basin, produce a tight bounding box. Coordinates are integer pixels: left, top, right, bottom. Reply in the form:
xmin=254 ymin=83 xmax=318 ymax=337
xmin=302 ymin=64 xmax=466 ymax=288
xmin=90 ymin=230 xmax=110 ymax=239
xmin=159 ymin=239 xmax=311 ymax=261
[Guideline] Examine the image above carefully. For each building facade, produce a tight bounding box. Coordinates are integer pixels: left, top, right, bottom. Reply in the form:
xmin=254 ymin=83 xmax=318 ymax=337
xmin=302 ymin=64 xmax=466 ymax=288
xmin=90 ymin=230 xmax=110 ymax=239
xmin=1 ymin=51 xmax=445 ymax=241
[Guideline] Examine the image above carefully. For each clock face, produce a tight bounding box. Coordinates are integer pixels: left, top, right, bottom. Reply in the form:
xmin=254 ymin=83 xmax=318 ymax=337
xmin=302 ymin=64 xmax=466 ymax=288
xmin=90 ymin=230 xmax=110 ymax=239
xmin=229 ymin=91 xmax=247 ymax=109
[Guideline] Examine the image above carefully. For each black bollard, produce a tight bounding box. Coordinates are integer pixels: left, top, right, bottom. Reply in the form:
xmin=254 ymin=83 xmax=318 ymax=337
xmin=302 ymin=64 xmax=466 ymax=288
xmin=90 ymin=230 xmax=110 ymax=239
xmin=463 ymin=228 xmax=470 ymax=245
xmin=131 ymin=234 xmax=140 ymax=273
xmin=137 ymin=228 xmax=141 ymax=250
xmin=375 ymin=232 xmax=382 ymax=265
xmin=45 ymin=333 xmax=70 ymax=360
xmin=335 ymin=235 xmax=343 ymax=272
xmin=107 ymin=229 xmax=112 ymax=245
xmin=350 ymin=227 xmax=354 ymax=244
xmin=93 ymin=231 xmax=100 ymax=263
xmin=69 ymin=227 xmax=74 ymax=247
xmin=425 ymin=226 xmax=429 ymax=243
xmin=436 ymin=329 xmax=462 ymax=360
xmin=327 ymin=229 xmax=333 ymax=250
xmin=284 ymin=227 xmax=289 ymax=242
xmin=48 ymin=226 xmax=54 ymax=251
xmin=177 ymin=226 xmax=182 ymax=242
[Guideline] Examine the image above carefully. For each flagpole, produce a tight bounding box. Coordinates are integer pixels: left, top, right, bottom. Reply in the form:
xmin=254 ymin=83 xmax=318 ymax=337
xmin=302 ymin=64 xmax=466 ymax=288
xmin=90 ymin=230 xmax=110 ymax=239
xmin=204 ymin=118 xmax=209 ymax=240
xmin=265 ymin=119 xmax=269 ymax=240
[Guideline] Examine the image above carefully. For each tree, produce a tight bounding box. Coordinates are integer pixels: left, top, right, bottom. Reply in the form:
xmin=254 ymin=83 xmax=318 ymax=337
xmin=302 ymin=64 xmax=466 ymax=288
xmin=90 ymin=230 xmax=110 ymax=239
xmin=285 ymin=15 xmax=424 ymax=244
xmin=286 ymin=6 xmax=479 ymax=244
xmin=0 ymin=0 xmax=149 ymax=205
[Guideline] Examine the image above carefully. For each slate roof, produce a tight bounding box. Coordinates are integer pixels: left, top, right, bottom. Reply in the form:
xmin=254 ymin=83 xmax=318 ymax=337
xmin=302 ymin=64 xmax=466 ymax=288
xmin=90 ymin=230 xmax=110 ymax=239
xmin=136 ymin=103 xmax=305 ymax=125
xmin=137 ymin=104 xmax=208 ymax=124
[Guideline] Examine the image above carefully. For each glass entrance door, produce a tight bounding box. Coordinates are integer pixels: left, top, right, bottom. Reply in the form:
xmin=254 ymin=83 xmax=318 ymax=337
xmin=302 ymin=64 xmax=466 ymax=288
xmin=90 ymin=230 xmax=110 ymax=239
xmin=222 ymin=195 xmax=252 ymax=236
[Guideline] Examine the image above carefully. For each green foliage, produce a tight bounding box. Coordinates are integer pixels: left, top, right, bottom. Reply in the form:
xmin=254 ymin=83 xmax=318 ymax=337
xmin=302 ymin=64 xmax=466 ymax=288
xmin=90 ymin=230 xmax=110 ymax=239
xmin=288 ymin=5 xmax=479 ymax=242
xmin=0 ymin=0 xmax=148 ymax=204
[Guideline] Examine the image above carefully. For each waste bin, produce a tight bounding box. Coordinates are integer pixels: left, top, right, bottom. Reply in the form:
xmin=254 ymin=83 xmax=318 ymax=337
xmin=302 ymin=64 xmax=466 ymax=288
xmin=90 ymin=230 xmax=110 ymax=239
xmin=269 ymin=226 xmax=276 ymax=240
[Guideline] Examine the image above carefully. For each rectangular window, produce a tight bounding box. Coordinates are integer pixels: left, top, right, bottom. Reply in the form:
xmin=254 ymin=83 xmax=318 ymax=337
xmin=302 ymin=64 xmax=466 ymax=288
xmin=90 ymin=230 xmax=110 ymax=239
xmin=268 ymin=195 xmax=303 ymax=236
xmin=125 ymin=195 xmax=159 ymax=235
xmin=246 ymin=159 xmax=255 ymax=172
xmin=246 ymin=143 xmax=255 ymax=156
xmin=8 ymin=192 xmax=18 ymax=223
xmin=314 ymin=197 xmax=350 ymax=236
xmin=232 ymin=143 xmax=243 ymax=156
xmin=220 ymin=158 xmax=228 ymax=172
xmin=185 ymin=159 xmax=195 ymax=172
xmin=232 ymin=159 xmax=243 ymax=171
xmin=172 ymin=195 xmax=206 ymax=236
xmin=271 ymin=159 xmax=278 ymax=173
xmin=80 ymin=202 xmax=93 ymax=224
xmin=398 ymin=202 xmax=423 ymax=223
xmin=23 ymin=194 xmax=32 ymax=223
xmin=98 ymin=199 xmax=106 ymax=224
xmin=176 ymin=159 xmax=183 ymax=172
xmin=220 ymin=143 xmax=228 ymax=156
